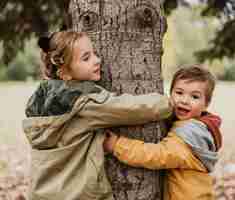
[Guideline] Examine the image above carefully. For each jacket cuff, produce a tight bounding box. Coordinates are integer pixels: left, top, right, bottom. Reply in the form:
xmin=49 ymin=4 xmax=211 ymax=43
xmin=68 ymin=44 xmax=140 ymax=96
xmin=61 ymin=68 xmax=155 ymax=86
xmin=113 ymin=136 xmax=143 ymax=160
xmin=158 ymin=96 xmax=173 ymax=120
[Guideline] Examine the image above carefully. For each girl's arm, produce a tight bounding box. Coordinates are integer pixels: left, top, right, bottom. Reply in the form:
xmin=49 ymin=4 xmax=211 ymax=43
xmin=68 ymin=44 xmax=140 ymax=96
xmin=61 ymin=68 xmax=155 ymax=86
xmin=78 ymin=89 xmax=173 ymax=129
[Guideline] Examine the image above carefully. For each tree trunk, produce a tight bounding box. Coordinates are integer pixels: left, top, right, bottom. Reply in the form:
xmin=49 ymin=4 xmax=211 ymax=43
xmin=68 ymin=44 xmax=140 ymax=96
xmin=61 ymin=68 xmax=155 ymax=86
xmin=67 ymin=1 xmax=167 ymax=199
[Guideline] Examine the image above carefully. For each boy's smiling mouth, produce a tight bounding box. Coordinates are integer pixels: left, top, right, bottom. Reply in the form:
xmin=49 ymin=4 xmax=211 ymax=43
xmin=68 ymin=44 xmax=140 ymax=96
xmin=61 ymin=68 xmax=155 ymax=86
xmin=175 ymin=106 xmax=190 ymax=116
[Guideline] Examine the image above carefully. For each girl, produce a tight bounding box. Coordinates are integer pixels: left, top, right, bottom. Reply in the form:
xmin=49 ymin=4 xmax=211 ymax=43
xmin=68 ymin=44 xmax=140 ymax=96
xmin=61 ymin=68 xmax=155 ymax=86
xmin=23 ymin=30 xmax=172 ymax=200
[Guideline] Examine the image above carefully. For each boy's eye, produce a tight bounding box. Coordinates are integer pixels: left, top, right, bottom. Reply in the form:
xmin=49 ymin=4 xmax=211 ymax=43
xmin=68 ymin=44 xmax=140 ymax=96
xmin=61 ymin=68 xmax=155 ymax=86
xmin=192 ymin=95 xmax=200 ymax=100
xmin=175 ymin=91 xmax=183 ymax=95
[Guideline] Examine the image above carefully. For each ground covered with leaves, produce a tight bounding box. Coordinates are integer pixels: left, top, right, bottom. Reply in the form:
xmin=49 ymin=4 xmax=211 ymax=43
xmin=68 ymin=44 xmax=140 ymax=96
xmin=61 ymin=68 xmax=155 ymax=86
xmin=0 ymin=145 xmax=29 ymax=200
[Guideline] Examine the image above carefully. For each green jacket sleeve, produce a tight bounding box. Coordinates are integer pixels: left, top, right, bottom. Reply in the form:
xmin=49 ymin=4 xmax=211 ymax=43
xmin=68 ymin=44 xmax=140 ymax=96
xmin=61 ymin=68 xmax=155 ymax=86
xmin=23 ymin=87 xmax=172 ymax=149
xmin=78 ymin=88 xmax=173 ymax=129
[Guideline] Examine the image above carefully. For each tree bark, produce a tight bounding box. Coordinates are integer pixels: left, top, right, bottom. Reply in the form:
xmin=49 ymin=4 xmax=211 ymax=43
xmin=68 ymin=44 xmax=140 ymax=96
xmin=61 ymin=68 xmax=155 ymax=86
xmin=68 ymin=1 xmax=167 ymax=199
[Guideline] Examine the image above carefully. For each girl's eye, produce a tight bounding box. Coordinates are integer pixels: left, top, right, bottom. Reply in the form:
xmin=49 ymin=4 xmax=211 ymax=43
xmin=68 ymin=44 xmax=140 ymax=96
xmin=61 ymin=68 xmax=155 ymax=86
xmin=83 ymin=56 xmax=89 ymax=61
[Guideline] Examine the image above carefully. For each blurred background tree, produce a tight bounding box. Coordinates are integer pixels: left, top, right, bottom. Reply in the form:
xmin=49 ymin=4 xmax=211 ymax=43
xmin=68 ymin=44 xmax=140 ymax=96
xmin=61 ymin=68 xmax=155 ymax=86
xmin=0 ymin=0 xmax=67 ymax=64
xmin=0 ymin=0 xmax=235 ymax=81
xmin=164 ymin=0 xmax=235 ymax=61
xmin=162 ymin=5 xmax=226 ymax=79
xmin=162 ymin=0 xmax=235 ymax=80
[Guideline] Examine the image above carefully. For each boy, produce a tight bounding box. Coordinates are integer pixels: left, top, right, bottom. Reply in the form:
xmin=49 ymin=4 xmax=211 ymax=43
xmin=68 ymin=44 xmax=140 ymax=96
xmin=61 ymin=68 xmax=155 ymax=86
xmin=104 ymin=65 xmax=222 ymax=200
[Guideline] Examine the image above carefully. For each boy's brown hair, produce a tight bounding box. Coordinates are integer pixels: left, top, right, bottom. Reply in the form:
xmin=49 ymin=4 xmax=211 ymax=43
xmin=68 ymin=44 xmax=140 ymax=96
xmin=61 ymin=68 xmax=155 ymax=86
xmin=170 ymin=64 xmax=216 ymax=105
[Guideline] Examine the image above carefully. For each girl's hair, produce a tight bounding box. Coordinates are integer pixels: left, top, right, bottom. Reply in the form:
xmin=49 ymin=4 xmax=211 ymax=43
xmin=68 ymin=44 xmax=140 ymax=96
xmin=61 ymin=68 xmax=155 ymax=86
xmin=170 ymin=64 xmax=216 ymax=105
xmin=38 ymin=30 xmax=87 ymax=79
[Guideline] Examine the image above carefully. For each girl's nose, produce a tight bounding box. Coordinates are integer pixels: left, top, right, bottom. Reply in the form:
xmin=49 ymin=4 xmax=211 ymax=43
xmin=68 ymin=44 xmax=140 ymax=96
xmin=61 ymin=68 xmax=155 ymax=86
xmin=95 ymin=55 xmax=101 ymax=66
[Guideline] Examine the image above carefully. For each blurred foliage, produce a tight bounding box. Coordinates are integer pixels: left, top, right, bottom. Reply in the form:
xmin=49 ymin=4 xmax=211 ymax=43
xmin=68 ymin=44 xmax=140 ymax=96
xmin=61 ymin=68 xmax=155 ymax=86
xmin=196 ymin=0 xmax=235 ymax=61
xmin=7 ymin=57 xmax=30 ymax=81
xmin=201 ymin=0 xmax=234 ymax=17
xmin=195 ymin=19 xmax=235 ymax=62
xmin=219 ymin=64 xmax=235 ymax=81
xmin=164 ymin=0 xmax=179 ymax=15
xmin=164 ymin=0 xmax=191 ymax=15
xmin=0 ymin=0 xmax=235 ymax=65
xmin=0 ymin=0 xmax=67 ymax=64
xmin=162 ymin=5 xmax=235 ymax=81
xmin=0 ymin=39 xmax=41 ymax=81
xmin=162 ymin=6 xmax=217 ymax=71
xmin=164 ymin=0 xmax=235 ymax=61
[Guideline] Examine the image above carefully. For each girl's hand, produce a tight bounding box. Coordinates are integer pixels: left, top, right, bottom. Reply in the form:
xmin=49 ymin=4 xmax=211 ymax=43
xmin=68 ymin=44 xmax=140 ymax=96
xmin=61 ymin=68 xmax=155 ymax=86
xmin=103 ymin=130 xmax=119 ymax=153
xmin=169 ymin=96 xmax=175 ymax=108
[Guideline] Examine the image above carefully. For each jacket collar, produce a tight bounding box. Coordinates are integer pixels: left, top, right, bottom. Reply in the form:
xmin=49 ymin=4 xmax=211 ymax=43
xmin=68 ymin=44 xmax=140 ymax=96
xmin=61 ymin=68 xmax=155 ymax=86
xmin=25 ymin=80 xmax=101 ymax=117
xmin=197 ymin=112 xmax=222 ymax=151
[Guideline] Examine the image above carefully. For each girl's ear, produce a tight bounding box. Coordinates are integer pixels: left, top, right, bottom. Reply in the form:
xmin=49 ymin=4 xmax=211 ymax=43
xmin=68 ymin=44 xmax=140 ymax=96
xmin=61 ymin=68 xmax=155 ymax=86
xmin=57 ymin=68 xmax=72 ymax=81
xmin=62 ymin=74 xmax=72 ymax=81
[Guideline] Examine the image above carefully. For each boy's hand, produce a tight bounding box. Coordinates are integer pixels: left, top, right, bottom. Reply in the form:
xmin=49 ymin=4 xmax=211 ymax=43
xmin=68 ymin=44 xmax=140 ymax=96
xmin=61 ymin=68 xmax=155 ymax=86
xmin=103 ymin=130 xmax=119 ymax=153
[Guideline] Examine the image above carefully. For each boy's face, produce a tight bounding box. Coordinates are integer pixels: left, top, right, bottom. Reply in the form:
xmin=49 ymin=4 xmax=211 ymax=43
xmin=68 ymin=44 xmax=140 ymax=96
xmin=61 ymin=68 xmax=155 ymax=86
xmin=170 ymin=79 xmax=208 ymax=120
xmin=68 ymin=36 xmax=101 ymax=81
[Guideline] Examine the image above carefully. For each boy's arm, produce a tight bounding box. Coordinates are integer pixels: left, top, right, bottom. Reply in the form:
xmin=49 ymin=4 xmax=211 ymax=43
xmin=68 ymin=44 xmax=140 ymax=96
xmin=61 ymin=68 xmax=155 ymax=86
xmin=108 ymin=132 xmax=206 ymax=171
xmin=78 ymin=90 xmax=173 ymax=129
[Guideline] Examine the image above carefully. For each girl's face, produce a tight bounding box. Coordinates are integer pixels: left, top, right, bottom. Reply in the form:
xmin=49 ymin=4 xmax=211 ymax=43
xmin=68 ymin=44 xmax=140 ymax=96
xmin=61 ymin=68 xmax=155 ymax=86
xmin=68 ymin=36 xmax=101 ymax=81
xmin=170 ymin=79 xmax=208 ymax=120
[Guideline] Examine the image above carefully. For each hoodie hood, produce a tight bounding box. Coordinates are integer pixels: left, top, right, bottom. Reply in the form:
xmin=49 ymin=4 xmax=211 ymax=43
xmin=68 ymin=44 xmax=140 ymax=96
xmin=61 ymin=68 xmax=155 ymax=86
xmin=25 ymin=80 xmax=100 ymax=117
xmin=23 ymin=80 xmax=103 ymax=149
xmin=172 ymin=115 xmax=222 ymax=172
xmin=197 ymin=112 xmax=222 ymax=151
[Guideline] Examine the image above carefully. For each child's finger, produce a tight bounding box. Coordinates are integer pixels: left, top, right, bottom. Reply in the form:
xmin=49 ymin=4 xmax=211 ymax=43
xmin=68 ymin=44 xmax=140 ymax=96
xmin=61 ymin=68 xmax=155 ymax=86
xmin=169 ymin=97 xmax=175 ymax=107
xmin=105 ymin=130 xmax=112 ymax=137
xmin=106 ymin=130 xmax=115 ymax=137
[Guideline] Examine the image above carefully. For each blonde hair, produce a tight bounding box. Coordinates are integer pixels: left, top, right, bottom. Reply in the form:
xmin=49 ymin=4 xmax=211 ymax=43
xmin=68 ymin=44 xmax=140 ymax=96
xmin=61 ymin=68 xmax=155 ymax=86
xmin=170 ymin=64 xmax=216 ymax=105
xmin=38 ymin=31 xmax=87 ymax=79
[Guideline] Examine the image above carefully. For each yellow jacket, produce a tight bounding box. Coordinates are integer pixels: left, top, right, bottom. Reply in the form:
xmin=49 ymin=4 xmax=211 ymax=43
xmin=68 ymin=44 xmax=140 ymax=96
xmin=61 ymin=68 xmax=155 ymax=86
xmin=113 ymin=120 xmax=218 ymax=200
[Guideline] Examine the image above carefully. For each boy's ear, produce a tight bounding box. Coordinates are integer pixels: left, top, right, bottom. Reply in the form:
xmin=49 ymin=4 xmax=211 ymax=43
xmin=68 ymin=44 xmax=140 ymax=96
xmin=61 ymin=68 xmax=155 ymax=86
xmin=206 ymin=99 xmax=211 ymax=108
xmin=204 ymin=102 xmax=209 ymax=111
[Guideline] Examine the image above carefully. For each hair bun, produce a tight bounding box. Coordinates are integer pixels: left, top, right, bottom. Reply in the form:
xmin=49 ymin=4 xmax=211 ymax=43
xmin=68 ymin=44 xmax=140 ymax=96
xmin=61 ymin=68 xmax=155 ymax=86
xmin=38 ymin=33 xmax=52 ymax=53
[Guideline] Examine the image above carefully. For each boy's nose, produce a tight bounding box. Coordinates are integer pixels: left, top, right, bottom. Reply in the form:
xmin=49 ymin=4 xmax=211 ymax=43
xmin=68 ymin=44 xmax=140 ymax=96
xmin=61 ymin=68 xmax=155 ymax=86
xmin=180 ymin=95 xmax=189 ymax=104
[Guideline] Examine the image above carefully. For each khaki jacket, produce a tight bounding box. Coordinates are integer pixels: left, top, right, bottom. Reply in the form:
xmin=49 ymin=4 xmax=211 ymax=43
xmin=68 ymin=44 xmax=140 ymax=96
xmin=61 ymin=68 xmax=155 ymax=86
xmin=23 ymin=81 xmax=172 ymax=200
xmin=113 ymin=119 xmax=218 ymax=200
